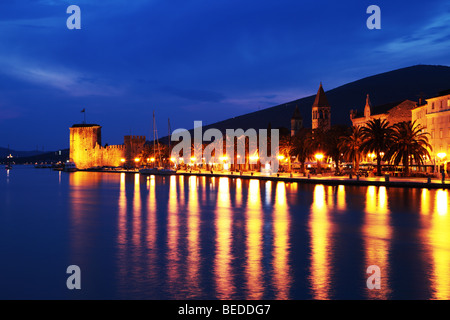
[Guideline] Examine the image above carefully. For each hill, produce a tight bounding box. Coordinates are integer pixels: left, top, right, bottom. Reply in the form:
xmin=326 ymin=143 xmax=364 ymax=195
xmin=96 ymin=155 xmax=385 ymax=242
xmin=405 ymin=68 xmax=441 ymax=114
xmin=0 ymin=147 xmax=46 ymax=159
xmin=164 ymin=65 xmax=450 ymax=139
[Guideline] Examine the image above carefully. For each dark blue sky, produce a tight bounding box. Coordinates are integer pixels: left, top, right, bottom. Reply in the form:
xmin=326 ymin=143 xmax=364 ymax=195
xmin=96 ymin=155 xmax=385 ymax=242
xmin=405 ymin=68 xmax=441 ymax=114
xmin=0 ymin=0 xmax=449 ymax=150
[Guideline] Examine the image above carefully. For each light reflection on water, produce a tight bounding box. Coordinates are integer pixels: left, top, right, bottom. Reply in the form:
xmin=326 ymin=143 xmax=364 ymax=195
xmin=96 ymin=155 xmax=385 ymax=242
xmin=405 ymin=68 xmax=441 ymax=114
xmin=363 ymin=186 xmax=391 ymax=299
xmin=2 ymin=167 xmax=450 ymax=299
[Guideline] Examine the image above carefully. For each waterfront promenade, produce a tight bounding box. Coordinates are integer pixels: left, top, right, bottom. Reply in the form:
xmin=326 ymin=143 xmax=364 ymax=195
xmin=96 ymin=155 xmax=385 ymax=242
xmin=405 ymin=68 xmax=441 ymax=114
xmin=77 ymin=166 xmax=450 ymax=189
xmin=175 ymin=169 xmax=449 ymax=189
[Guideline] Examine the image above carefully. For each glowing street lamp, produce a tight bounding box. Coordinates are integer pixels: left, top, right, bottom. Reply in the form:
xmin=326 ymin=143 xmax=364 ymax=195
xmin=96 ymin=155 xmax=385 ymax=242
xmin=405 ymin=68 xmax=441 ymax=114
xmin=134 ymin=158 xmax=140 ymax=163
xmin=315 ymin=153 xmax=324 ymax=161
xmin=437 ymin=153 xmax=447 ymax=160
xmin=277 ymin=155 xmax=285 ymax=161
xmin=315 ymin=153 xmax=324 ymax=174
xmin=120 ymin=158 xmax=126 ymax=163
xmin=437 ymin=153 xmax=447 ymax=179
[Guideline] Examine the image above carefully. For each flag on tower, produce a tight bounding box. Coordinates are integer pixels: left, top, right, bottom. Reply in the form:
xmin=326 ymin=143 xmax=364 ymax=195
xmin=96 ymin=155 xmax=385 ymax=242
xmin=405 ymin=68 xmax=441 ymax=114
xmin=81 ymin=108 xmax=85 ymax=113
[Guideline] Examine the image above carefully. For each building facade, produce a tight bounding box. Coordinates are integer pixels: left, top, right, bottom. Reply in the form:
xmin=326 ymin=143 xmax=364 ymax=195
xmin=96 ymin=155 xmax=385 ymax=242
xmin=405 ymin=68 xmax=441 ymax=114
xmin=412 ymin=92 xmax=450 ymax=169
xmin=350 ymin=95 xmax=416 ymax=127
xmin=69 ymin=124 xmax=146 ymax=169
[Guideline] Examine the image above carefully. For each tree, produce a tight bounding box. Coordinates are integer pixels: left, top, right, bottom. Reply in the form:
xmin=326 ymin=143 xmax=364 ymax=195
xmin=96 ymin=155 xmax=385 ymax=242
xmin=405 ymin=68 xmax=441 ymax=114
xmin=360 ymin=118 xmax=394 ymax=176
xmin=279 ymin=134 xmax=296 ymax=172
xmin=338 ymin=126 xmax=363 ymax=173
xmin=324 ymin=125 xmax=349 ymax=172
xmin=386 ymin=121 xmax=432 ymax=176
xmin=292 ymin=128 xmax=314 ymax=174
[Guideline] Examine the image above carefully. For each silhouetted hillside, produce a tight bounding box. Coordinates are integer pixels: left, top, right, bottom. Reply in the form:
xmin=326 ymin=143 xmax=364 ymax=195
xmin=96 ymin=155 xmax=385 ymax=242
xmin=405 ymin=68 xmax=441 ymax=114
xmin=0 ymin=147 xmax=69 ymax=163
xmin=165 ymin=65 xmax=450 ymax=139
xmin=0 ymin=147 xmax=46 ymax=159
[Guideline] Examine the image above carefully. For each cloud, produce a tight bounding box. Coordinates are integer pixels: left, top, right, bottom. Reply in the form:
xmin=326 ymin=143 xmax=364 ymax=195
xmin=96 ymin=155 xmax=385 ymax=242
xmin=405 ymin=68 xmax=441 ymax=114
xmin=380 ymin=9 xmax=450 ymax=56
xmin=0 ymin=56 xmax=124 ymax=97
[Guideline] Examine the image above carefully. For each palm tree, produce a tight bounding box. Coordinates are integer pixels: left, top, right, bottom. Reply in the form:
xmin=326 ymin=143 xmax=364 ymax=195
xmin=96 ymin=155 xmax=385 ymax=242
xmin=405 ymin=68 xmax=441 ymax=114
xmin=292 ymin=128 xmax=314 ymax=174
xmin=279 ymin=134 xmax=295 ymax=172
xmin=386 ymin=121 xmax=432 ymax=176
xmin=360 ymin=118 xmax=394 ymax=176
xmin=338 ymin=126 xmax=363 ymax=173
xmin=324 ymin=125 xmax=348 ymax=172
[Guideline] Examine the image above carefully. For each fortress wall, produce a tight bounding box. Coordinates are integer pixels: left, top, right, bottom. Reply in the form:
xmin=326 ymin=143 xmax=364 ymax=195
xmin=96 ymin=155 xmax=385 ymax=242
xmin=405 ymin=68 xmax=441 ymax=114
xmin=99 ymin=144 xmax=125 ymax=167
xmin=70 ymin=125 xmax=143 ymax=169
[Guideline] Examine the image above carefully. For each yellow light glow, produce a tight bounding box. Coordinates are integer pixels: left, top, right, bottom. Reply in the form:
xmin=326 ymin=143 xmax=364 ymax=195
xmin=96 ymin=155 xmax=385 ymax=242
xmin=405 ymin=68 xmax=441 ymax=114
xmin=150 ymin=158 xmax=155 ymax=162
xmin=170 ymin=157 xmax=176 ymax=162
xmin=134 ymin=158 xmax=140 ymax=162
xmin=215 ymin=177 xmax=235 ymax=298
xmin=437 ymin=153 xmax=447 ymax=160
xmin=277 ymin=155 xmax=285 ymax=160
xmin=315 ymin=154 xmax=324 ymax=161
xmin=220 ymin=156 xmax=228 ymax=162
xmin=310 ymin=184 xmax=331 ymax=299
xmin=364 ymin=186 xmax=391 ymax=299
xmin=190 ymin=157 xmax=196 ymax=162
xmin=120 ymin=158 xmax=126 ymax=163
xmin=250 ymin=155 xmax=259 ymax=161
xmin=246 ymin=179 xmax=263 ymax=299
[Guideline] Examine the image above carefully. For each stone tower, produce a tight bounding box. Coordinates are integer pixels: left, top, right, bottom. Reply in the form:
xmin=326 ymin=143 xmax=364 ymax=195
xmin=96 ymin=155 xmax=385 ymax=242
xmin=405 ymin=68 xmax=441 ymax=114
xmin=124 ymin=135 xmax=146 ymax=167
xmin=291 ymin=105 xmax=303 ymax=137
xmin=311 ymin=83 xmax=331 ymax=131
xmin=69 ymin=124 xmax=102 ymax=168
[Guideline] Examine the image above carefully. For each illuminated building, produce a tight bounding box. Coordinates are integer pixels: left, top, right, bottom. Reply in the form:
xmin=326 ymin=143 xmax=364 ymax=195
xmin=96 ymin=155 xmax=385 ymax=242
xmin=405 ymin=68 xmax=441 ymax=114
xmin=350 ymin=94 xmax=416 ymax=128
xmin=69 ymin=123 xmax=146 ymax=169
xmin=412 ymin=91 xmax=450 ymax=170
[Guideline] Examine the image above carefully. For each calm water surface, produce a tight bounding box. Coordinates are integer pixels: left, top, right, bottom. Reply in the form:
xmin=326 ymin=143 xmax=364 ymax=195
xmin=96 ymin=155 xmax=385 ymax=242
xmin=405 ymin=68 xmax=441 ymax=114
xmin=1 ymin=166 xmax=450 ymax=299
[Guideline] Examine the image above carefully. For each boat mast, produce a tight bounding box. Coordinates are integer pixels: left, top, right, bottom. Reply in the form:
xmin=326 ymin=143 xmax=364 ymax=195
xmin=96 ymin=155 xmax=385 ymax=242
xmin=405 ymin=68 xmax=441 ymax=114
xmin=153 ymin=111 xmax=162 ymax=166
xmin=168 ymin=118 xmax=171 ymax=151
xmin=153 ymin=111 xmax=156 ymax=165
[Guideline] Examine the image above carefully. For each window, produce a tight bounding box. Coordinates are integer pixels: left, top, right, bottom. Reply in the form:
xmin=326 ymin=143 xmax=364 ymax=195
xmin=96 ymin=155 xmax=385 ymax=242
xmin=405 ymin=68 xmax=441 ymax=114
xmin=440 ymin=129 xmax=443 ymax=139
xmin=432 ymin=102 xmax=435 ymax=110
xmin=431 ymin=130 xmax=435 ymax=139
xmin=448 ymin=98 xmax=450 ymax=107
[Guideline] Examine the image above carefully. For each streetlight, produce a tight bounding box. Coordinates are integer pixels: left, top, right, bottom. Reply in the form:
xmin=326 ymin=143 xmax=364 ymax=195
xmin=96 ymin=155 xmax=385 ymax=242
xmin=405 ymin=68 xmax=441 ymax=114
xmin=315 ymin=153 xmax=324 ymax=174
xmin=437 ymin=153 xmax=447 ymax=177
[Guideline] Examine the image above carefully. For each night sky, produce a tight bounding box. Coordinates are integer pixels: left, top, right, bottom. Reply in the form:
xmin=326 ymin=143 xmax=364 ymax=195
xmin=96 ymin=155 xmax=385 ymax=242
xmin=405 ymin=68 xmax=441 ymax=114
xmin=0 ymin=0 xmax=449 ymax=150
